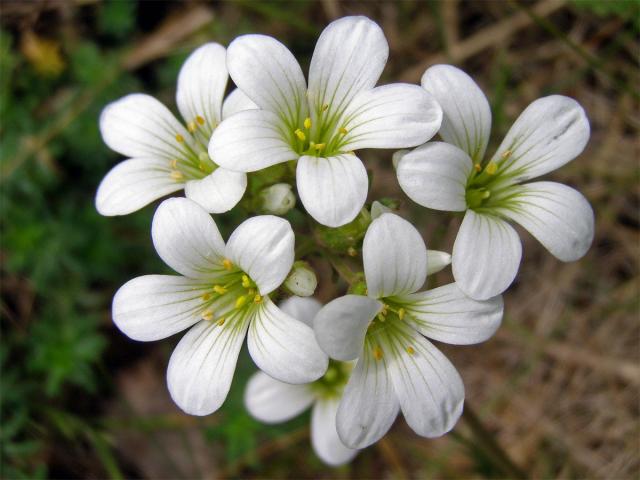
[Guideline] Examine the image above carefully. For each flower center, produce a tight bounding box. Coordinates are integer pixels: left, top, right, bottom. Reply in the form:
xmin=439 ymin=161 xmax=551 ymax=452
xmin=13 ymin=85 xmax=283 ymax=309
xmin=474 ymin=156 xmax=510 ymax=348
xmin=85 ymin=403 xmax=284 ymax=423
xmin=289 ymin=104 xmax=349 ymax=157
xmin=310 ymin=359 xmax=352 ymax=399
xmin=169 ymin=114 xmax=218 ymax=183
xmin=198 ymin=259 xmax=263 ymax=327
xmin=464 ymin=150 xmax=522 ymax=211
xmin=364 ymin=301 xmax=416 ymax=360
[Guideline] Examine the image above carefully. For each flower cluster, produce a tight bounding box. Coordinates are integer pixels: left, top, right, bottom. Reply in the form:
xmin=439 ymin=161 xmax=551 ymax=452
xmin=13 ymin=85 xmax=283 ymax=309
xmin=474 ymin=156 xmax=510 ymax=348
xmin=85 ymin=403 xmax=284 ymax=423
xmin=97 ymin=16 xmax=594 ymax=466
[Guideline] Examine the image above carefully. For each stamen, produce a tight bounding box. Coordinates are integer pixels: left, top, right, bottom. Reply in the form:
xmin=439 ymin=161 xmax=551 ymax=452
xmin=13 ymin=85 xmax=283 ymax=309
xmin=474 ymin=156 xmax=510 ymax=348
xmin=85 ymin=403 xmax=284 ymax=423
xmin=501 ymin=149 xmax=512 ymax=159
xmin=474 ymin=163 xmax=482 ymax=172
xmin=373 ymin=346 xmax=383 ymax=360
xmin=314 ymin=143 xmax=325 ymax=152
xmin=170 ymin=159 xmax=178 ymax=169
xmin=294 ymin=129 xmax=306 ymax=141
xmin=481 ymin=190 xmax=491 ymax=199
xmin=322 ymin=104 xmax=329 ymax=111
xmin=377 ymin=312 xmax=386 ymax=322
xmin=196 ymin=115 xmax=205 ymax=125
xmin=213 ymin=285 xmax=227 ymax=295
xmin=187 ymin=121 xmax=197 ymax=133
xmin=398 ymin=308 xmax=405 ymax=320
xmin=253 ymin=294 xmax=262 ymax=304
xmin=175 ymin=134 xmax=185 ymax=143
xmin=170 ymin=171 xmax=184 ymax=180
xmin=217 ymin=317 xmax=226 ymax=326
xmin=202 ymin=310 xmax=214 ymax=321
xmin=222 ymin=259 xmax=234 ymax=271
xmin=347 ymin=247 xmax=357 ymax=257
xmin=199 ymin=162 xmax=207 ymax=171
xmin=241 ymin=275 xmax=251 ymax=288
xmin=485 ymin=162 xmax=498 ymax=175
xmin=202 ymin=293 xmax=211 ymax=301
xmin=235 ymin=295 xmax=248 ymax=309
xmin=339 ymin=127 xmax=348 ymax=135
xmin=406 ymin=346 xmax=415 ymax=355
xmin=304 ymin=117 xmax=312 ymax=129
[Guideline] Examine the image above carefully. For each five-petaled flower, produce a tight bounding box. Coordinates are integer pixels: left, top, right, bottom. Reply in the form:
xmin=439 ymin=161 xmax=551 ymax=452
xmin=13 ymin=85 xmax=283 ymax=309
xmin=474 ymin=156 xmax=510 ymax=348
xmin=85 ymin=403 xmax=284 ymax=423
xmin=209 ymin=16 xmax=443 ymax=227
xmin=245 ymin=296 xmax=358 ymax=467
xmin=97 ymin=43 xmax=256 ymax=216
xmin=112 ymin=198 xmax=328 ymax=415
xmin=396 ymin=64 xmax=595 ymax=300
xmin=313 ymin=212 xmax=503 ymax=449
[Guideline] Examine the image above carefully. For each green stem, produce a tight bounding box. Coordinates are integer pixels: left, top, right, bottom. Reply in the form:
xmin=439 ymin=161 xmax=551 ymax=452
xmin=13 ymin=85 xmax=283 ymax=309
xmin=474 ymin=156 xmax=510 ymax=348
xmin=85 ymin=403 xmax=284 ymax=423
xmin=462 ymin=403 xmax=527 ymax=479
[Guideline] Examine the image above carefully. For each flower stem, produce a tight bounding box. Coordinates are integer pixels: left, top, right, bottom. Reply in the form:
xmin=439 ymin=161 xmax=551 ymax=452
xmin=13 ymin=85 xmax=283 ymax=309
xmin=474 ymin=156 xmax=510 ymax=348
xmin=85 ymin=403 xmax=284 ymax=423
xmin=462 ymin=403 xmax=527 ymax=479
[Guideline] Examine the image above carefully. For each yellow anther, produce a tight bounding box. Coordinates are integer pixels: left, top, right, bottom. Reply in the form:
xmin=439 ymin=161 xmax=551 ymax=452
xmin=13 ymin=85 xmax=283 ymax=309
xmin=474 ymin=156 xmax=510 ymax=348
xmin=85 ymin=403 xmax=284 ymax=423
xmin=322 ymin=104 xmax=329 ymax=111
xmin=377 ymin=312 xmax=386 ymax=322
xmin=213 ymin=285 xmax=227 ymax=295
xmin=235 ymin=295 xmax=248 ymax=309
xmin=474 ymin=163 xmax=482 ymax=172
xmin=247 ymin=288 xmax=255 ymax=296
xmin=304 ymin=117 xmax=312 ymax=129
xmin=501 ymin=149 xmax=512 ymax=159
xmin=198 ymin=162 xmax=207 ymax=171
xmin=170 ymin=170 xmax=184 ymax=180
xmin=481 ymin=190 xmax=491 ymax=199
xmin=202 ymin=310 xmax=214 ymax=321
xmin=339 ymin=127 xmax=348 ymax=135
xmin=347 ymin=246 xmax=357 ymax=257
xmin=222 ymin=259 xmax=234 ymax=271
xmin=170 ymin=159 xmax=178 ymax=169
xmin=217 ymin=317 xmax=226 ymax=326
xmin=398 ymin=308 xmax=405 ymax=320
xmin=381 ymin=304 xmax=388 ymax=315
xmin=253 ymin=294 xmax=263 ymax=304
xmin=485 ymin=162 xmax=498 ymax=175
xmin=187 ymin=121 xmax=197 ymax=133
xmin=196 ymin=115 xmax=205 ymax=125
xmin=373 ymin=346 xmax=383 ymax=360
xmin=241 ymin=275 xmax=251 ymax=288
xmin=294 ymin=129 xmax=306 ymax=141
xmin=406 ymin=346 xmax=415 ymax=355
xmin=202 ymin=293 xmax=211 ymax=301
xmin=175 ymin=133 xmax=185 ymax=143
xmin=314 ymin=143 xmax=326 ymax=151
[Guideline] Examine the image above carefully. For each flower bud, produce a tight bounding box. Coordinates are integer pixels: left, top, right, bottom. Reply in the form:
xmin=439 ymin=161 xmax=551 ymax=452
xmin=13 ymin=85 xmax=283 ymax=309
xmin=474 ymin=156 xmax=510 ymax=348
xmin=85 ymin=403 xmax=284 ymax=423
xmin=259 ymin=183 xmax=296 ymax=215
xmin=284 ymin=261 xmax=317 ymax=297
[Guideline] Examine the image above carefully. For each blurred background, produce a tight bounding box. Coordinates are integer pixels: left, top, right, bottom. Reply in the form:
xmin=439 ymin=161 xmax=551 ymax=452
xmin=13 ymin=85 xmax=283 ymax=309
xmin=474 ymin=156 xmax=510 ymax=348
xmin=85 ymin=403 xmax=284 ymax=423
xmin=1 ymin=0 xmax=638 ymax=478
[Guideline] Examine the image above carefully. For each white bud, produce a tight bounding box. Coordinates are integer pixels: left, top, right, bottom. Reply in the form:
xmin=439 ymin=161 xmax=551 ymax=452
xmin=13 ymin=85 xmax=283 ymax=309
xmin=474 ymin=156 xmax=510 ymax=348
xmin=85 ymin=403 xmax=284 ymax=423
xmin=370 ymin=200 xmax=393 ymax=220
xmin=259 ymin=183 xmax=296 ymax=215
xmin=427 ymin=250 xmax=452 ymax=275
xmin=284 ymin=261 xmax=317 ymax=297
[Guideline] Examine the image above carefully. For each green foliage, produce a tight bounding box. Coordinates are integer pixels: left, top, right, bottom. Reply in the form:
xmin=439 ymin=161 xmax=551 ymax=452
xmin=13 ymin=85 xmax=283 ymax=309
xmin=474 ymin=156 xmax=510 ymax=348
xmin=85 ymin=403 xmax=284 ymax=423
xmin=571 ymin=0 xmax=640 ymax=31
xmin=98 ymin=0 xmax=137 ymax=40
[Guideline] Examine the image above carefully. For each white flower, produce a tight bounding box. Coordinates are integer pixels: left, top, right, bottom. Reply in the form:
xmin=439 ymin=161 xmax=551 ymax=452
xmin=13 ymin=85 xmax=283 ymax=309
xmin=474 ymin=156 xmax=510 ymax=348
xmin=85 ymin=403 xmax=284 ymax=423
xmin=245 ymin=296 xmax=358 ymax=467
xmin=97 ymin=43 xmax=257 ymax=216
xmin=313 ymin=213 xmax=503 ymax=449
xmin=208 ymin=16 xmax=442 ymax=227
xmin=397 ymin=65 xmax=595 ymax=300
xmin=111 ymin=198 xmax=328 ymax=415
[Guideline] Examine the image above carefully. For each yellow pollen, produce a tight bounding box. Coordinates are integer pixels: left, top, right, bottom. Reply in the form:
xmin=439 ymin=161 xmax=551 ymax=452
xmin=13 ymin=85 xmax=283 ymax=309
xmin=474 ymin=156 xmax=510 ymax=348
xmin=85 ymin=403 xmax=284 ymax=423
xmin=253 ymin=294 xmax=263 ymax=304
xmin=398 ymin=308 xmax=405 ymax=320
xmin=347 ymin=247 xmax=357 ymax=257
xmin=406 ymin=346 xmax=415 ymax=355
xmin=314 ymin=143 xmax=325 ymax=152
xmin=373 ymin=346 xmax=383 ymax=360
xmin=213 ymin=285 xmax=227 ymax=295
xmin=222 ymin=259 xmax=234 ymax=271
xmin=501 ymin=149 xmax=512 ymax=159
xmin=170 ymin=170 xmax=184 ymax=180
xmin=322 ymin=104 xmax=329 ymax=111
xmin=198 ymin=161 xmax=207 ymax=171
xmin=474 ymin=163 xmax=482 ymax=172
xmin=196 ymin=115 xmax=205 ymax=125
xmin=235 ymin=295 xmax=248 ymax=309
xmin=202 ymin=293 xmax=211 ymax=301
xmin=175 ymin=133 xmax=185 ymax=143
xmin=202 ymin=310 xmax=214 ymax=321
xmin=304 ymin=117 xmax=312 ymax=129
xmin=170 ymin=159 xmax=178 ymax=169
xmin=481 ymin=190 xmax=491 ymax=199
xmin=294 ymin=129 xmax=306 ymax=141
xmin=241 ymin=275 xmax=251 ymax=288
xmin=339 ymin=127 xmax=348 ymax=135
xmin=485 ymin=162 xmax=498 ymax=175
xmin=217 ymin=317 xmax=226 ymax=326
xmin=187 ymin=121 xmax=197 ymax=133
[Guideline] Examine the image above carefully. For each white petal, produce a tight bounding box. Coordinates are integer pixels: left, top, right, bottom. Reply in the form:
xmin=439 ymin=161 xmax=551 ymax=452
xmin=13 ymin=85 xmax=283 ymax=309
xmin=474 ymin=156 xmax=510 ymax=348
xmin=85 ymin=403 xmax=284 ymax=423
xmin=452 ymin=210 xmax=522 ymax=300
xmin=209 ymin=109 xmax=297 ymax=172
xmin=248 ymin=298 xmax=328 ymax=383
xmin=225 ymin=215 xmax=294 ymax=295
xmin=100 ymin=93 xmax=193 ymax=161
xmin=339 ymin=84 xmax=442 ymax=151
xmin=370 ymin=200 xmax=392 ymax=220
xmin=184 ymin=168 xmax=247 ymax=214
xmin=386 ymin=322 xmax=464 ymax=438
xmin=227 ymin=34 xmax=307 ymax=126
xmin=152 ymin=198 xmax=227 ymax=279
xmin=176 ymin=43 xmax=228 ymax=136
xmin=312 ymin=399 xmax=358 ymax=466
xmin=112 ymin=275 xmax=211 ymax=341
xmin=336 ymin=346 xmax=399 ymax=449
xmin=95 ymin=157 xmax=182 ymax=216
xmin=279 ymin=296 xmax=322 ymax=328
xmin=296 ymin=154 xmax=368 ymax=228
xmin=396 ymin=283 xmax=503 ymax=345
xmin=167 ymin=316 xmax=249 ymax=415
xmin=221 ymin=88 xmax=258 ymax=120
xmin=314 ymin=295 xmax=382 ymax=361
xmin=497 ymin=181 xmax=594 ymax=261
xmin=491 ymin=95 xmax=590 ymax=181
xmin=396 ymin=142 xmax=472 ymax=212
xmin=244 ymin=371 xmax=314 ymax=423
xmin=308 ymin=16 xmax=387 ymax=120
xmin=421 ymin=64 xmax=491 ymax=161
xmin=363 ymin=213 xmax=428 ymax=298
xmin=427 ymin=250 xmax=452 ymax=275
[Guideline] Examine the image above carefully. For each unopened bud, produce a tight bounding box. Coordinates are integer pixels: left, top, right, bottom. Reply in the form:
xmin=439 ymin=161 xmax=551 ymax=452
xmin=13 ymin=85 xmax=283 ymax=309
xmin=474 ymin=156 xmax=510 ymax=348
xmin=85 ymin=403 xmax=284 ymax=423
xmin=427 ymin=250 xmax=452 ymax=275
xmin=259 ymin=183 xmax=296 ymax=215
xmin=284 ymin=261 xmax=317 ymax=297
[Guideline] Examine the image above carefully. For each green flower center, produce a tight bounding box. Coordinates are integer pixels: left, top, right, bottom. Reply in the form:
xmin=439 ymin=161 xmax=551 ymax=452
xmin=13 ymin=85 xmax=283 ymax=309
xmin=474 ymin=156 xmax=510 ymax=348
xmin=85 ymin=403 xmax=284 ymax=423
xmin=310 ymin=359 xmax=352 ymax=399
xmin=364 ymin=300 xmax=417 ymax=360
xmin=464 ymin=150 xmax=524 ymax=212
xmin=168 ymin=116 xmax=218 ymax=183
xmin=288 ymin=104 xmax=350 ymax=157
